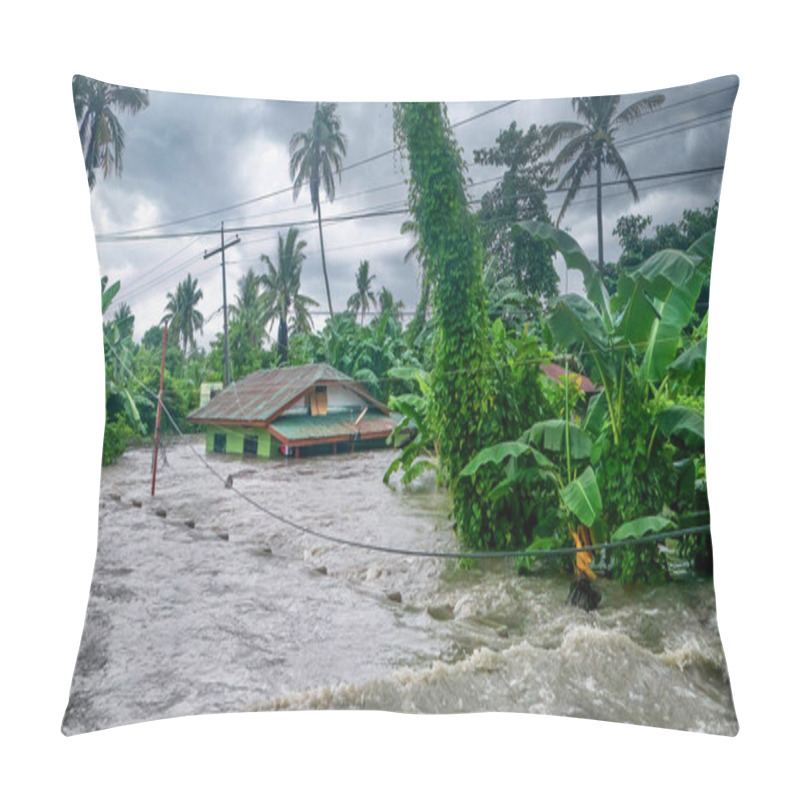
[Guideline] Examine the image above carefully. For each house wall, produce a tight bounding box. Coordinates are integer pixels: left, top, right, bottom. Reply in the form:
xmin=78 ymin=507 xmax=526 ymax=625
xmin=279 ymin=385 xmax=367 ymax=417
xmin=205 ymin=426 xmax=278 ymax=459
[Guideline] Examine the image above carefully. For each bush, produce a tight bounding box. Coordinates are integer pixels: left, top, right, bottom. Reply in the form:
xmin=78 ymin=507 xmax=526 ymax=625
xmin=102 ymin=417 xmax=133 ymax=465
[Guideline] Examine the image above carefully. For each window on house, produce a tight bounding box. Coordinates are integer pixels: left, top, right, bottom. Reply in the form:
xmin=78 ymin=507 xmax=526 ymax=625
xmin=243 ymin=435 xmax=258 ymax=457
xmin=213 ymin=433 xmax=226 ymax=453
xmin=310 ymin=385 xmax=328 ymax=416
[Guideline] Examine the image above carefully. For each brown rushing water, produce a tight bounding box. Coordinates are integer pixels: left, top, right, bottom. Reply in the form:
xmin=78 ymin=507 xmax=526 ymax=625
xmin=62 ymin=437 xmax=737 ymax=735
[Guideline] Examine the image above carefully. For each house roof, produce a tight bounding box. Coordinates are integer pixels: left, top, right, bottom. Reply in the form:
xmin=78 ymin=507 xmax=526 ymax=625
xmin=268 ymin=410 xmax=397 ymax=445
xmin=540 ymin=363 xmax=597 ymax=394
xmin=187 ymin=363 xmax=390 ymax=426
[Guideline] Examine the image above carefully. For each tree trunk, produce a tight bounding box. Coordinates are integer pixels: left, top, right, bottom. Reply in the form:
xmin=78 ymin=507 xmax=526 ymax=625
xmin=278 ymin=317 xmax=288 ymax=364
xmin=595 ymin=153 xmax=604 ymax=277
xmin=317 ymin=205 xmax=335 ymax=320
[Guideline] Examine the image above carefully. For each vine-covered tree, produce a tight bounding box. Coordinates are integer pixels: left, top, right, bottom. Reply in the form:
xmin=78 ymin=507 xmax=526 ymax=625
xmin=542 ymin=93 xmax=664 ymax=275
xmin=289 ymin=102 xmax=347 ymax=320
xmin=393 ymin=102 xmax=493 ymax=549
xmin=73 ymin=75 xmax=149 ymax=190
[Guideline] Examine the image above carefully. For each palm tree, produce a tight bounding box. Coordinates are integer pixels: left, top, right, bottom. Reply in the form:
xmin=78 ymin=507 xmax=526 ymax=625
xmin=161 ymin=274 xmax=204 ymax=356
xmin=542 ymin=93 xmax=664 ymax=275
xmin=73 ymin=75 xmax=149 ymax=190
xmin=261 ymin=227 xmax=318 ymax=363
xmin=347 ymin=260 xmax=377 ymax=325
xmin=230 ymin=268 xmax=269 ymax=351
xmin=378 ymin=286 xmax=405 ymax=323
xmin=289 ymin=102 xmax=347 ymax=320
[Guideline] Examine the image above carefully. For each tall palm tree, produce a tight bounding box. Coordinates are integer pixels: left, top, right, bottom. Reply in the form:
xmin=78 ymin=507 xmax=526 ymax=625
xmin=73 ymin=75 xmax=149 ymax=190
xmin=542 ymin=93 xmax=664 ymax=275
xmin=347 ymin=260 xmax=377 ymax=325
xmin=289 ymin=102 xmax=347 ymax=320
xmin=161 ymin=274 xmax=204 ymax=356
xmin=261 ymin=227 xmax=318 ymax=363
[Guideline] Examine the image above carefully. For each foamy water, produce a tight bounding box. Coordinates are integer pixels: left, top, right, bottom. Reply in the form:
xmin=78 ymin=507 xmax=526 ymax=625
xmin=62 ymin=438 xmax=737 ymax=735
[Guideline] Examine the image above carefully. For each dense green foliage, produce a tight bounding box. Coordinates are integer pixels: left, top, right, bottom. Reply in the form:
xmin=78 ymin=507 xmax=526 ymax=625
xmin=96 ymin=97 xmax=718 ymax=586
xmin=474 ymin=122 xmax=559 ymax=308
xmin=393 ymin=102 xmax=495 ymax=550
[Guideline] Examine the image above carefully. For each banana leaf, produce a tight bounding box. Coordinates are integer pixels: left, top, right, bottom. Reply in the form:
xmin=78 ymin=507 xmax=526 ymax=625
xmin=656 ymin=405 xmax=705 ymax=447
xmin=523 ymin=419 xmax=593 ymax=461
xmin=667 ymin=337 xmax=706 ymax=388
xmin=634 ymin=251 xmax=704 ymax=384
xmin=547 ymin=294 xmax=616 ymax=392
xmin=561 ymin=466 xmax=602 ymax=527
xmin=514 ymin=220 xmax=611 ymax=326
xmin=610 ymin=515 xmax=674 ymax=542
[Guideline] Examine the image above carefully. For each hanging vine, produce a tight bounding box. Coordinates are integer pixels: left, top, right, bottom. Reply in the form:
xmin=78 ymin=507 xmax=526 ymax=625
xmin=393 ymin=102 xmax=495 ymax=549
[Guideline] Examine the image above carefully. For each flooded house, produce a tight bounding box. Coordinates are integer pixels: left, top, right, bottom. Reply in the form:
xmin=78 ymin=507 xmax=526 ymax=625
xmin=188 ymin=363 xmax=397 ymax=459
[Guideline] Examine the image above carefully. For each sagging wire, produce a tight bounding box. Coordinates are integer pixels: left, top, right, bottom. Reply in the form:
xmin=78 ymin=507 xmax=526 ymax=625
xmin=102 ymin=335 xmax=710 ymax=561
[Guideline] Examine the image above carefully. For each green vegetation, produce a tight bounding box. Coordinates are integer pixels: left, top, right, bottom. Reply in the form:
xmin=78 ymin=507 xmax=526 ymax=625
xmin=73 ymin=75 xmax=149 ymax=190
xmin=95 ymin=95 xmax=718 ymax=585
xmin=542 ymin=93 xmax=665 ymax=274
xmin=289 ymin=102 xmax=348 ymax=320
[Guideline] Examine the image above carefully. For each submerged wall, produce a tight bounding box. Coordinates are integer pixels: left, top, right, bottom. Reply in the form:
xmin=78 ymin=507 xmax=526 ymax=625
xmin=205 ymin=426 xmax=279 ymax=459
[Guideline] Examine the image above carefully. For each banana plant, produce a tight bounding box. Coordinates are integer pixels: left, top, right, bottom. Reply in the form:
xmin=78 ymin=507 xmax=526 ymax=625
xmin=515 ymin=220 xmax=710 ymax=448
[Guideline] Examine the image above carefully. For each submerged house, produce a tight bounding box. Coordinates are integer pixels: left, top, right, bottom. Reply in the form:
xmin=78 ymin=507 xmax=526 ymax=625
xmin=187 ymin=363 xmax=397 ymax=459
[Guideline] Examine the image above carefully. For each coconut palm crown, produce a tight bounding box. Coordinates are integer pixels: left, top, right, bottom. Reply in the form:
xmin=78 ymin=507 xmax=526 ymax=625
xmin=161 ymin=274 xmax=204 ymax=356
xmin=347 ymin=259 xmax=377 ymax=325
xmin=260 ymin=227 xmax=318 ymax=363
xmin=73 ymin=75 xmax=149 ymax=190
xmin=542 ymin=93 xmax=664 ymax=274
xmin=289 ymin=102 xmax=347 ymax=320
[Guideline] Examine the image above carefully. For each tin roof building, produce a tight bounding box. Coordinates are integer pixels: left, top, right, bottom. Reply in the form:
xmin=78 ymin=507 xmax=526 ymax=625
xmin=187 ymin=363 xmax=397 ymax=459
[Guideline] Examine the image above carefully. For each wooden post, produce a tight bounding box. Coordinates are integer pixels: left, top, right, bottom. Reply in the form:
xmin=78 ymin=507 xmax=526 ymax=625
xmin=151 ymin=322 xmax=168 ymax=496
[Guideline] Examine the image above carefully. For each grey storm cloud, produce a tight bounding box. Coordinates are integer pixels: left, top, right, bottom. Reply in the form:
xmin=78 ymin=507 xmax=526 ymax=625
xmin=85 ymin=75 xmax=738 ymax=347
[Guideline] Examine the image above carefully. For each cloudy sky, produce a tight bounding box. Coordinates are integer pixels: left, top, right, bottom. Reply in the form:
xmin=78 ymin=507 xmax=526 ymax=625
xmin=84 ymin=75 xmax=738 ymax=347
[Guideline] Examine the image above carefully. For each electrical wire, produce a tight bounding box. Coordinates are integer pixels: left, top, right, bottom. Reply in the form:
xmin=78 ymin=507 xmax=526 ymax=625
xmin=103 ymin=335 xmax=710 ymax=561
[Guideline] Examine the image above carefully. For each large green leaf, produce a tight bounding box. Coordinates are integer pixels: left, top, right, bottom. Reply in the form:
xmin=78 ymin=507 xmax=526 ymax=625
xmin=633 ymin=251 xmax=704 ymax=384
xmin=547 ymin=295 xmax=616 ymax=391
xmin=459 ymin=441 xmax=532 ymax=477
xmin=610 ymin=515 xmax=674 ymax=542
xmin=561 ymin=466 xmax=602 ymax=527
xmin=524 ymin=419 xmax=593 ymax=461
xmin=514 ymin=220 xmax=611 ymax=324
xmin=667 ymin=337 xmax=707 ymax=388
xmin=688 ymin=230 xmax=715 ymax=277
xmin=656 ymin=405 xmax=705 ymax=447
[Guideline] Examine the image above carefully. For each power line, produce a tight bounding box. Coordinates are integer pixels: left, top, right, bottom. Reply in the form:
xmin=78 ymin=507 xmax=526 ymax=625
xmin=103 ymin=334 xmax=710 ymax=561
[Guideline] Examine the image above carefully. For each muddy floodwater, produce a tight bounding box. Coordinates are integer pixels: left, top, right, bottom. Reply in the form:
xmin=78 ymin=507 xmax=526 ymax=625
xmin=62 ymin=437 xmax=737 ymax=735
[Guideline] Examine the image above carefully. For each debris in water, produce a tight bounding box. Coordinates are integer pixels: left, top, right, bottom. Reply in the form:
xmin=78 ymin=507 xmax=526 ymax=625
xmin=314 ymin=566 xmax=328 ymax=576
xmin=225 ymin=475 xmax=234 ymax=489
xmin=131 ymin=499 xmax=142 ymax=508
xmin=155 ymin=509 xmax=167 ymax=518
xmin=427 ymin=604 xmax=455 ymax=621
xmin=567 ymin=577 xmax=601 ymax=611
xmin=185 ymin=520 xmax=195 ymax=529
xmin=386 ymin=591 xmax=402 ymax=604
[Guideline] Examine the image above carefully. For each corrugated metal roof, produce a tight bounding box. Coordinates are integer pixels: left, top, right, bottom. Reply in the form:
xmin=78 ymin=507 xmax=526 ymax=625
xmin=540 ymin=363 xmax=597 ymax=394
xmin=187 ymin=363 xmax=389 ymax=425
xmin=268 ymin=410 xmax=396 ymax=444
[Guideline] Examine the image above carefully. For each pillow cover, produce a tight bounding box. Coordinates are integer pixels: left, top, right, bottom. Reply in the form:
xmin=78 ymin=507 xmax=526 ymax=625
xmin=63 ymin=75 xmax=738 ymax=735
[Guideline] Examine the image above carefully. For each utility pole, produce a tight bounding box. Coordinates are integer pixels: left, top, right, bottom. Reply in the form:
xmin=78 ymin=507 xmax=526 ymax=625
xmin=203 ymin=222 xmax=240 ymax=386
